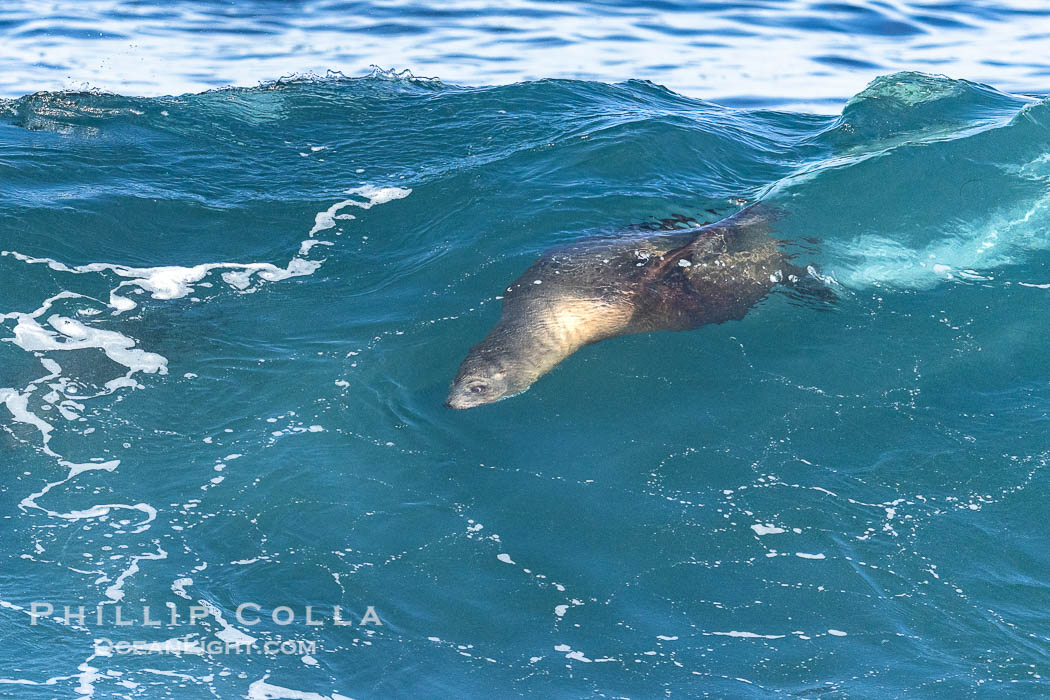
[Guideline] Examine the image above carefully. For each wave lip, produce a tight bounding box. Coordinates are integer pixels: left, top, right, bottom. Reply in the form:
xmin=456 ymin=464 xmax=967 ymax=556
xmin=0 ymin=1 xmax=1049 ymax=110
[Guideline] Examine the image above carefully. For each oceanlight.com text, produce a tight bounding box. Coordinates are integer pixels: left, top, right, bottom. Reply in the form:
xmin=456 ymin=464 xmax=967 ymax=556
xmin=94 ymin=638 xmax=319 ymax=657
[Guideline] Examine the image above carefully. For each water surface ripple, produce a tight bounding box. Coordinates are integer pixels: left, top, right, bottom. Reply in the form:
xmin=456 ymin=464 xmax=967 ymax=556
xmin=1 ymin=0 xmax=1048 ymax=110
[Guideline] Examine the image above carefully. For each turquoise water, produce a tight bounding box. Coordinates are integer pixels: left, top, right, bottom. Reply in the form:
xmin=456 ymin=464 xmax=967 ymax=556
xmin=4 ymin=0 xmax=1050 ymax=695
xmin=3 ymin=71 xmax=1050 ymax=698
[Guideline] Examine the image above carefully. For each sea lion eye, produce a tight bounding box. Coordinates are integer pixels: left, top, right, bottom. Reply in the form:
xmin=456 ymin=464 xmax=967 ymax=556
xmin=469 ymin=383 xmax=488 ymax=394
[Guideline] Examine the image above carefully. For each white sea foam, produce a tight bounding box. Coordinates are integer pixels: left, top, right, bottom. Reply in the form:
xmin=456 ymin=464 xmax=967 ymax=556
xmin=2 ymin=252 xmax=322 ymax=313
xmin=708 ymin=630 xmax=786 ymax=639
xmin=3 ymin=186 xmax=410 ymax=315
xmin=247 ymin=676 xmax=350 ymax=700
xmin=751 ymin=524 xmax=785 ymax=536
xmin=171 ymin=577 xmax=193 ymax=600
xmin=826 ymin=184 xmax=1050 ymax=290
xmin=0 ymin=184 xmax=412 ymax=695
xmin=1 ymin=389 xmax=57 ymax=451
xmin=553 ymin=643 xmax=593 ymax=663
xmin=199 ymin=600 xmax=257 ymax=646
xmin=103 ymin=545 xmax=168 ymax=603
xmin=75 ymin=657 xmax=102 ymax=698
xmin=11 ymin=313 xmax=168 ymax=375
xmin=308 ymin=185 xmax=411 ymax=236
xmin=2 ymin=180 xmax=410 ymax=460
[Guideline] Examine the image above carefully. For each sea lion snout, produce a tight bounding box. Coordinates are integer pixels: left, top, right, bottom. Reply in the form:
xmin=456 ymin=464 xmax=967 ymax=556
xmin=446 ymin=353 xmax=516 ymax=409
xmin=446 ymin=331 xmax=550 ymax=409
xmin=445 ymin=374 xmax=510 ymax=409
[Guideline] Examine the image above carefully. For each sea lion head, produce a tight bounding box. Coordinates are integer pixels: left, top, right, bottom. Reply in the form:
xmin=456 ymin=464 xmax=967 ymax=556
xmin=446 ymin=285 xmax=635 ymax=409
xmin=445 ymin=342 xmax=534 ymax=409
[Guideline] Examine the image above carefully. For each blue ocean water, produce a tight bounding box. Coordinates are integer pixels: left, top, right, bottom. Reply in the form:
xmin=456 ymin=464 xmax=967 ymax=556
xmin=3 ymin=69 xmax=1050 ymax=699
xmin=3 ymin=3 xmax=1050 ymax=700
xmin=3 ymin=0 xmax=1050 ymax=111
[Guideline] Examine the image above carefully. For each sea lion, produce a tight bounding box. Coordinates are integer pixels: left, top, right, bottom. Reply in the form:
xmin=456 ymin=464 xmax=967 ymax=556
xmin=445 ymin=204 xmax=821 ymax=409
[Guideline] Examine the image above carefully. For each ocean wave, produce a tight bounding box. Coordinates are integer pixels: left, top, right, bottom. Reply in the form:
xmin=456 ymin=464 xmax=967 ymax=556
xmin=4 ymin=70 xmax=1050 ymax=696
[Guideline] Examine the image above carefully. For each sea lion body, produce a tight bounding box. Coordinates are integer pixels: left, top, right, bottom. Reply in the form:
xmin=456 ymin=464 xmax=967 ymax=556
xmin=446 ymin=205 xmax=806 ymax=409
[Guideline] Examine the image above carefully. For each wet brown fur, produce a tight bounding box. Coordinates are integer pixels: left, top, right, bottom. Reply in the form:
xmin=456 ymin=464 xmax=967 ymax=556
xmin=446 ymin=204 xmax=806 ymax=408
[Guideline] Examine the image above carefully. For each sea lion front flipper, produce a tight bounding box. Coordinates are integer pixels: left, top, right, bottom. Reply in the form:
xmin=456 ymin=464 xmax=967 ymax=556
xmin=629 ymin=203 xmax=784 ymax=332
xmin=630 ymin=235 xmax=737 ymax=332
xmin=643 ymin=228 xmax=728 ymax=279
xmin=628 ymin=269 xmax=717 ymax=332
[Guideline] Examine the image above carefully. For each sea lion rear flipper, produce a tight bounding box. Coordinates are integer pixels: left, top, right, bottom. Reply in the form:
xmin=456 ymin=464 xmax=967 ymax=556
xmin=781 ymin=265 xmax=839 ymax=311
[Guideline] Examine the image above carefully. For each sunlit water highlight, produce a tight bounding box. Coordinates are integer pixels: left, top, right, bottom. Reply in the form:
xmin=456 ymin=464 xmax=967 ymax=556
xmin=2 ymin=0 xmax=1050 ymax=111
